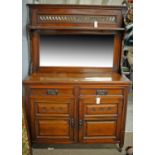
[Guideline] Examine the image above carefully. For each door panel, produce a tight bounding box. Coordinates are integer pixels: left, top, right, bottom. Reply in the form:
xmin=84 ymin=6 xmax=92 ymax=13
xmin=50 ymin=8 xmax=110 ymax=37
xmin=30 ymin=97 xmax=75 ymax=143
xmin=34 ymin=99 xmax=73 ymax=117
xmin=85 ymin=103 xmax=118 ymax=116
xmin=35 ymin=119 xmax=73 ymax=141
xmin=85 ymin=120 xmax=116 ymax=137
xmin=79 ymin=96 xmax=123 ymax=143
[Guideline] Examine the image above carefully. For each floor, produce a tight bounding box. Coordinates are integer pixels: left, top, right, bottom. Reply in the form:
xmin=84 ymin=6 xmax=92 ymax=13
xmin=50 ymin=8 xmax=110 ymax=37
xmin=33 ymin=94 xmax=133 ymax=155
xmin=126 ymin=93 xmax=133 ymax=132
xmin=33 ymin=133 xmax=132 ymax=155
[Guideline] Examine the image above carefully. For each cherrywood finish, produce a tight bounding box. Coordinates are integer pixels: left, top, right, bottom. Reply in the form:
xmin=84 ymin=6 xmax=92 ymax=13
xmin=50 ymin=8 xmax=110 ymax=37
xmin=23 ymin=4 xmax=130 ymax=152
xmin=79 ymin=97 xmax=123 ymax=143
xmin=30 ymin=97 xmax=75 ymax=143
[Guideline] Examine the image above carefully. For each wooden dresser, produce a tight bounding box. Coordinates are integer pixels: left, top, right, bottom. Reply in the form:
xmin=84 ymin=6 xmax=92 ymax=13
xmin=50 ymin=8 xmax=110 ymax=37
xmin=23 ymin=4 xmax=131 ymax=151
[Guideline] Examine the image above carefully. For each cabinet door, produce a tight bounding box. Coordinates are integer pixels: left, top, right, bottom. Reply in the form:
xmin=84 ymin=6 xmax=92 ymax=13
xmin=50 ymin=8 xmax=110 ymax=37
xmin=79 ymin=97 xmax=123 ymax=143
xmin=30 ymin=97 xmax=75 ymax=144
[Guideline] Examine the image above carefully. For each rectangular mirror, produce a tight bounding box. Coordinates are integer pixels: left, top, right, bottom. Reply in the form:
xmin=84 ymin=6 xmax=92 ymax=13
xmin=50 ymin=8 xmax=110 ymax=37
xmin=40 ymin=35 xmax=114 ymax=67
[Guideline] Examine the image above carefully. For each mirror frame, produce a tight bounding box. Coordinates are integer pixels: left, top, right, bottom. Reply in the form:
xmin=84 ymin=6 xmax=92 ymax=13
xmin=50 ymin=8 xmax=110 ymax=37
xmin=30 ymin=30 xmax=122 ymax=73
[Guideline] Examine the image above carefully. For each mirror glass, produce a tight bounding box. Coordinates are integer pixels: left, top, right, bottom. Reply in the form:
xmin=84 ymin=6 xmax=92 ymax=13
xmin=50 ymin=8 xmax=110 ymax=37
xmin=40 ymin=35 xmax=114 ymax=67
xmin=34 ymin=0 xmax=123 ymax=5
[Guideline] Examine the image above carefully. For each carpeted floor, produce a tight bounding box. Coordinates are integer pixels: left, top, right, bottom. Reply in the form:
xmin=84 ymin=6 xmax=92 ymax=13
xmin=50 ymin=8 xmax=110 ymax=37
xmin=33 ymin=132 xmax=133 ymax=155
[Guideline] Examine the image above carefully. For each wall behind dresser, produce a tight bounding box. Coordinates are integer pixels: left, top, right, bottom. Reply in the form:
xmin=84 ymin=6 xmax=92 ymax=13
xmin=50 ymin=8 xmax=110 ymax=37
xmin=22 ymin=0 xmax=33 ymax=80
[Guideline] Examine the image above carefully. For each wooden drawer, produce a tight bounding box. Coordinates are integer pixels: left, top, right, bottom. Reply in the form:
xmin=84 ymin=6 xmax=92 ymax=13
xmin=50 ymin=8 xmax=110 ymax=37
xmin=80 ymin=88 xmax=123 ymax=96
xmin=31 ymin=88 xmax=74 ymax=96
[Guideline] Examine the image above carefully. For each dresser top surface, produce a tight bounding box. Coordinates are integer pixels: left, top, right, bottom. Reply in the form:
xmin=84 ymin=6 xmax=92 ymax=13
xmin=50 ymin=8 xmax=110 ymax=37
xmin=23 ymin=72 xmax=131 ymax=85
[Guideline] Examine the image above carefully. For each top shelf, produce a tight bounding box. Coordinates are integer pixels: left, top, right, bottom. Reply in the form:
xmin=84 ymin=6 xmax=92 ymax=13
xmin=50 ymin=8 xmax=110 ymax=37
xmin=28 ymin=4 xmax=127 ymax=31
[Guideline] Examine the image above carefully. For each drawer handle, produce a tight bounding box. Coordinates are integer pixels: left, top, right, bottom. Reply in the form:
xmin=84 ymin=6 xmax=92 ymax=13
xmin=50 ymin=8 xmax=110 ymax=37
xmin=96 ymin=89 xmax=108 ymax=96
xmin=47 ymin=89 xmax=58 ymax=95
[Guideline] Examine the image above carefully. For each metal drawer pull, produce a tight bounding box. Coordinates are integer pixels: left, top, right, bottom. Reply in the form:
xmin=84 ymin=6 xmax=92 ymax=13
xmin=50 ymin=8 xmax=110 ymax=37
xmin=47 ymin=89 xmax=58 ymax=95
xmin=96 ymin=89 xmax=108 ymax=96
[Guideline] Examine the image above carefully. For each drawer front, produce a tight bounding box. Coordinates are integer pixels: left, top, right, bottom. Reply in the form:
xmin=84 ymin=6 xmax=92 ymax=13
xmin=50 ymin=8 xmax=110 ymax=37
xmin=80 ymin=88 xmax=123 ymax=96
xmin=31 ymin=88 xmax=74 ymax=96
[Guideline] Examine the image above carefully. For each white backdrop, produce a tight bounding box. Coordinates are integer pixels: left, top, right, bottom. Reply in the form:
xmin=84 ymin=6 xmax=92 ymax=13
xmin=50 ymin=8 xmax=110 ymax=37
xmin=34 ymin=0 xmax=123 ymax=5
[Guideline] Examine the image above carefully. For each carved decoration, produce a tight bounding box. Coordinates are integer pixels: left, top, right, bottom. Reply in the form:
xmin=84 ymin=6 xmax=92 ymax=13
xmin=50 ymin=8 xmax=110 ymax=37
xmin=38 ymin=15 xmax=116 ymax=24
xmin=87 ymin=106 xmax=115 ymax=113
xmin=40 ymin=106 xmax=66 ymax=113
